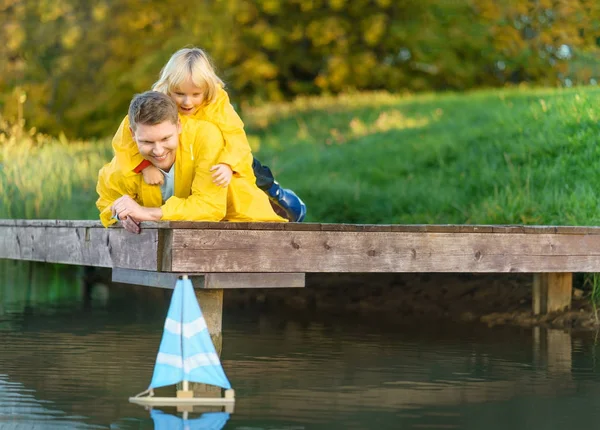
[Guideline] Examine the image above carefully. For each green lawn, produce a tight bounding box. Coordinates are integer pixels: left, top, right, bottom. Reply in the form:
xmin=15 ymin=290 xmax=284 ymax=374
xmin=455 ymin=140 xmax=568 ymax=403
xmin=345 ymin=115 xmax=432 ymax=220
xmin=246 ymin=87 xmax=600 ymax=225
xmin=2 ymin=86 xmax=599 ymax=225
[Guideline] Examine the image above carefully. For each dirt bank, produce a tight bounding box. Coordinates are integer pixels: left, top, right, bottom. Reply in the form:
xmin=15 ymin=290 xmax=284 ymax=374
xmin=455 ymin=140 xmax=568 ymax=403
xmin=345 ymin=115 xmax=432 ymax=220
xmin=224 ymin=273 xmax=599 ymax=331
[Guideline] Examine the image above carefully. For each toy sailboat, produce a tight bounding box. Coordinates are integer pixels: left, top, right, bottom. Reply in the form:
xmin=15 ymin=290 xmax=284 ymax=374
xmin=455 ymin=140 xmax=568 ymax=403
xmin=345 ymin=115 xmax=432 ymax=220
xmin=129 ymin=276 xmax=235 ymax=407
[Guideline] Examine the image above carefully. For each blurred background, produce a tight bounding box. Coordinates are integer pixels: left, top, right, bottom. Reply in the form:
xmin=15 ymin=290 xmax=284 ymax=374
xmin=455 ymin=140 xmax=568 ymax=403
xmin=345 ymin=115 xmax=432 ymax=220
xmin=2 ymin=0 xmax=600 ymax=138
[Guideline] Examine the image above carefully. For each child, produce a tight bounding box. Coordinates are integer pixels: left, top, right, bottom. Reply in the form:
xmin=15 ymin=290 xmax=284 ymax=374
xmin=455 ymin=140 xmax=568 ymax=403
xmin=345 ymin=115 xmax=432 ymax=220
xmin=111 ymin=47 xmax=306 ymax=222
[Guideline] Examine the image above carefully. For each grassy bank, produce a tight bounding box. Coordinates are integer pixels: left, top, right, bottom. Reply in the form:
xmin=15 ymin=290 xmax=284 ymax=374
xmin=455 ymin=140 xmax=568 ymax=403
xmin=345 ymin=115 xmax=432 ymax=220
xmin=1 ymin=86 xmax=600 ymax=225
xmin=246 ymin=87 xmax=600 ymax=225
xmin=0 ymin=130 xmax=112 ymax=219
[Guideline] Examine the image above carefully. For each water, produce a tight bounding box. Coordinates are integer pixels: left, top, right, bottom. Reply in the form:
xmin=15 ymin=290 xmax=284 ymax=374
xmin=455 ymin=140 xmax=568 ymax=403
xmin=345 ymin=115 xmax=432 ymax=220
xmin=2 ymin=262 xmax=600 ymax=429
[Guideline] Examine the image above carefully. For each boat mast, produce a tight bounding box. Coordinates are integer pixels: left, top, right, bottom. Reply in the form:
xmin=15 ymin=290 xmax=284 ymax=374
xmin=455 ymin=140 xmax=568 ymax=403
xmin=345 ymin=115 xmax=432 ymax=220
xmin=181 ymin=275 xmax=189 ymax=392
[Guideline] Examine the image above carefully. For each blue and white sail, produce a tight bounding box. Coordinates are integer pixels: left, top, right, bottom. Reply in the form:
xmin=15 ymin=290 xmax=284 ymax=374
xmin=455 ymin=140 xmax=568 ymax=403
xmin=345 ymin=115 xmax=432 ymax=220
xmin=148 ymin=277 xmax=231 ymax=390
xmin=151 ymin=409 xmax=230 ymax=430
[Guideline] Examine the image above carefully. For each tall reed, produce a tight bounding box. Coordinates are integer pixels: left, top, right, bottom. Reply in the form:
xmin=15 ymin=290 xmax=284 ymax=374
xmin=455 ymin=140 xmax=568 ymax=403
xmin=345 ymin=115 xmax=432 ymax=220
xmin=0 ymin=110 xmax=112 ymax=220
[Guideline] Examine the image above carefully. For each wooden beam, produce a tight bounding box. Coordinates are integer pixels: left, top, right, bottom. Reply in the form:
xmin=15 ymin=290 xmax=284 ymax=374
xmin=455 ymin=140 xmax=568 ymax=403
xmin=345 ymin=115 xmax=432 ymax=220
xmin=5 ymin=219 xmax=600 ymax=234
xmin=153 ymin=221 xmax=600 ymax=235
xmin=165 ymin=229 xmax=600 ymax=273
xmin=0 ymin=224 xmax=160 ymax=270
xmin=2 ymin=221 xmax=600 ymax=275
xmin=112 ymin=268 xmax=204 ymax=288
xmin=203 ymin=273 xmax=305 ymax=289
xmin=111 ymin=268 xmax=305 ymax=289
xmin=533 ymin=273 xmax=573 ymax=315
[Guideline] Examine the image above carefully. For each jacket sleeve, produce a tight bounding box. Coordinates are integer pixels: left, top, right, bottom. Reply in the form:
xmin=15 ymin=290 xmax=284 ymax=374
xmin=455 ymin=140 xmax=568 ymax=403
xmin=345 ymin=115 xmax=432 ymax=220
xmin=96 ymin=163 xmax=119 ymax=227
xmin=95 ymin=161 xmax=135 ymax=227
xmin=160 ymin=123 xmax=228 ymax=221
xmin=112 ymin=115 xmax=146 ymax=173
xmin=207 ymin=89 xmax=252 ymax=172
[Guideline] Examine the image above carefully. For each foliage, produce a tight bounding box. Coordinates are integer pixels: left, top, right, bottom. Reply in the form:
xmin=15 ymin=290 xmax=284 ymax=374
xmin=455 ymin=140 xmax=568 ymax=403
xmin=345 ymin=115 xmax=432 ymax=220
xmin=2 ymin=0 xmax=600 ymax=137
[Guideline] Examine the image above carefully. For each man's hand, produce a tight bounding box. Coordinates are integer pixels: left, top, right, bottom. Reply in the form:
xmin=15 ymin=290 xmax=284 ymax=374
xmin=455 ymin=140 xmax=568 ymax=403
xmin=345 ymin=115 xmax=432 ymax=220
xmin=111 ymin=195 xmax=162 ymax=224
xmin=142 ymin=165 xmax=164 ymax=185
xmin=121 ymin=216 xmax=141 ymax=234
xmin=111 ymin=195 xmax=145 ymax=221
xmin=210 ymin=163 xmax=233 ymax=187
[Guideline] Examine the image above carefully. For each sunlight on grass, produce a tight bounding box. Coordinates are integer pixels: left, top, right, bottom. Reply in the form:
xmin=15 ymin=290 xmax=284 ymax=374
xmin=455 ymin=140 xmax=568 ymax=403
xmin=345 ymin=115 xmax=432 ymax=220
xmin=248 ymin=86 xmax=600 ymax=225
xmin=0 ymin=116 xmax=112 ymax=219
xmin=244 ymin=91 xmax=413 ymax=130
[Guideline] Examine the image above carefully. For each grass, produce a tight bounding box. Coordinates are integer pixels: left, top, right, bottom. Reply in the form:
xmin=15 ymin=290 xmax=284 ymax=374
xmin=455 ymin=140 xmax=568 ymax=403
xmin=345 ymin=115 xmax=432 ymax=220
xmin=584 ymin=273 xmax=600 ymax=322
xmin=246 ymin=86 xmax=600 ymax=225
xmin=0 ymin=120 xmax=112 ymax=219
xmin=2 ymin=85 xmax=600 ymax=226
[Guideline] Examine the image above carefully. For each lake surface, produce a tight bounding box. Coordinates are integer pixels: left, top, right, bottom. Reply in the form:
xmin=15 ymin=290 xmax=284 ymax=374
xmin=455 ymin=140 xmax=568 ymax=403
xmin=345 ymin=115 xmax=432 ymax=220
xmin=2 ymin=262 xmax=600 ymax=429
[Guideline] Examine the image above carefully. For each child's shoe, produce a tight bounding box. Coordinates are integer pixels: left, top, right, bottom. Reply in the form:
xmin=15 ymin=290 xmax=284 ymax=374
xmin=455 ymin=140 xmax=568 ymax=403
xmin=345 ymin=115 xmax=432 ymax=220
xmin=266 ymin=181 xmax=307 ymax=222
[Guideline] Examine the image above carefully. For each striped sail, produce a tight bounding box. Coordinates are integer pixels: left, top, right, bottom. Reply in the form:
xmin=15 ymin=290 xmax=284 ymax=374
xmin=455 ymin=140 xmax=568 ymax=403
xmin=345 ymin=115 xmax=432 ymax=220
xmin=149 ymin=278 xmax=231 ymax=390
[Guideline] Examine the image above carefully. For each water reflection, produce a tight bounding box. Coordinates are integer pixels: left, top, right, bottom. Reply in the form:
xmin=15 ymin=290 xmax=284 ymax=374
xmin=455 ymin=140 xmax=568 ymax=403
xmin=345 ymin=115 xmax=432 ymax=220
xmin=149 ymin=409 xmax=229 ymax=429
xmin=2 ymin=262 xmax=600 ymax=429
xmin=0 ymin=374 xmax=106 ymax=429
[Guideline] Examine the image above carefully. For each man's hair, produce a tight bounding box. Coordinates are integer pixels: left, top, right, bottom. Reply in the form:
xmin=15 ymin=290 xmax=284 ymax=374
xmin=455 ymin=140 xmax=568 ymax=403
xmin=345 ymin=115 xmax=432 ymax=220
xmin=128 ymin=91 xmax=178 ymax=131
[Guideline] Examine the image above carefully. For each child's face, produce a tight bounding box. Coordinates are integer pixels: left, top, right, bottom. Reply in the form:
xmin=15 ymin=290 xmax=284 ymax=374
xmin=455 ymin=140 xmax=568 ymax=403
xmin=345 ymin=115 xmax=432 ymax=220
xmin=170 ymin=78 xmax=205 ymax=116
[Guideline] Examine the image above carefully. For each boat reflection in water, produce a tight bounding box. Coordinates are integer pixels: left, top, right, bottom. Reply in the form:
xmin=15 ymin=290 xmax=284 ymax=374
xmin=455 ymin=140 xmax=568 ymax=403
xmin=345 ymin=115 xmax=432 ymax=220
xmin=149 ymin=408 xmax=230 ymax=430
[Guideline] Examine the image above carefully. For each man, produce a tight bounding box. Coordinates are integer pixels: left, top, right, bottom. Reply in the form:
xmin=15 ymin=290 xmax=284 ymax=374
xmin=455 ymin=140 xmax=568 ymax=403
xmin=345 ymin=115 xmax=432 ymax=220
xmin=96 ymin=91 xmax=285 ymax=233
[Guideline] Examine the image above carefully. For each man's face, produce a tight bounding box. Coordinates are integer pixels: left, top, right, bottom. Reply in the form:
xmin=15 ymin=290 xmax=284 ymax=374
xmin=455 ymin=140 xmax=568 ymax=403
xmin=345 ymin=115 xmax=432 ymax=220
xmin=130 ymin=119 xmax=181 ymax=171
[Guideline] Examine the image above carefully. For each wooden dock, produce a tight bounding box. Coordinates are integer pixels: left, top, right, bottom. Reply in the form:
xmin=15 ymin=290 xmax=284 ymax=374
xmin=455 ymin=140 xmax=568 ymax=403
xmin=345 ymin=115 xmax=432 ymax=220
xmin=2 ymin=219 xmax=599 ymax=318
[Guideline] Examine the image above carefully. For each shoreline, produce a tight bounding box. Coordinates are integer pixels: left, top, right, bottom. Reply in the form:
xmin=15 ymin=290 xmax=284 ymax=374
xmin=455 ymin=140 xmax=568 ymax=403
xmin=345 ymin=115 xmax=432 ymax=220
xmin=83 ymin=266 xmax=599 ymax=331
xmin=224 ymin=273 xmax=599 ymax=331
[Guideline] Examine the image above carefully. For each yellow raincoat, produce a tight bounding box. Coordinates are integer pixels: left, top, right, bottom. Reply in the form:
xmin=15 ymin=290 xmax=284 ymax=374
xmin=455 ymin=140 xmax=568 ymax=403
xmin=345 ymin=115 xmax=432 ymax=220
xmin=96 ymin=117 xmax=285 ymax=227
xmin=112 ymin=86 xmax=251 ymax=174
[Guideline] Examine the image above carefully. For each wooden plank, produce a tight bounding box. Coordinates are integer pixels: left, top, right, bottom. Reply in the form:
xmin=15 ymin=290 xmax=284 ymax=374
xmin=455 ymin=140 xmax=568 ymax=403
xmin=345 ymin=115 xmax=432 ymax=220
xmin=0 ymin=219 xmax=102 ymax=228
xmin=111 ymin=268 xmax=305 ymax=289
xmin=390 ymin=224 xmax=429 ymax=233
xmin=203 ymin=273 xmax=305 ymax=289
xmin=157 ymin=229 xmax=173 ymax=272
xmin=533 ymin=273 xmax=573 ymax=314
xmin=157 ymin=221 xmax=600 ymax=235
xmin=283 ymin=222 xmax=324 ymax=231
xmin=0 ymin=225 xmax=160 ymax=270
xmin=320 ymin=224 xmax=392 ymax=232
xmin=4 ymin=219 xmax=600 ymax=234
xmin=167 ymin=229 xmax=600 ymax=273
xmin=111 ymin=268 xmax=205 ymax=288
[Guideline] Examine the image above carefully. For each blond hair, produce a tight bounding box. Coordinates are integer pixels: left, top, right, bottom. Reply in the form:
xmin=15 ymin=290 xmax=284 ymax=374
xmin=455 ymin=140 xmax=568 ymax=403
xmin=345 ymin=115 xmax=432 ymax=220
xmin=152 ymin=47 xmax=224 ymax=106
xmin=128 ymin=91 xmax=178 ymax=131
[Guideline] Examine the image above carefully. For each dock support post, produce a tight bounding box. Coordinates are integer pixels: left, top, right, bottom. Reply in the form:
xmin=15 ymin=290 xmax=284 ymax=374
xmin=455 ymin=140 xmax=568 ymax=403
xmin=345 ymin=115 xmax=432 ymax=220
xmin=533 ymin=273 xmax=572 ymax=315
xmin=189 ymin=288 xmax=224 ymax=398
xmin=195 ymin=289 xmax=224 ymax=355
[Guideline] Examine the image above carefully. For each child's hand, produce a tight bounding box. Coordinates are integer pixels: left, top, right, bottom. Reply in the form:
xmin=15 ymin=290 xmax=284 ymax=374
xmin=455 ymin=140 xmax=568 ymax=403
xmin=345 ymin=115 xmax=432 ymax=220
xmin=142 ymin=165 xmax=164 ymax=185
xmin=210 ymin=163 xmax=233 ymax=187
